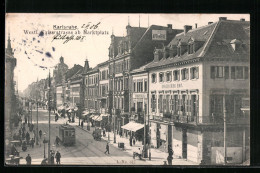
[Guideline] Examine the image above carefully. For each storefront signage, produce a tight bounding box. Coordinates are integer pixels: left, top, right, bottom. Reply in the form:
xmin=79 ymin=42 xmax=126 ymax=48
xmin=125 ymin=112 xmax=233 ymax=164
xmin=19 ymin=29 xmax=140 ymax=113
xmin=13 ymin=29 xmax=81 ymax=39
xmin=162 ymin=83 xmax=183 ymax=89
xmin=152 ymin=30 xmax=166 ymax=40
xmin=133 ymin=94 xmax=147 ymax=99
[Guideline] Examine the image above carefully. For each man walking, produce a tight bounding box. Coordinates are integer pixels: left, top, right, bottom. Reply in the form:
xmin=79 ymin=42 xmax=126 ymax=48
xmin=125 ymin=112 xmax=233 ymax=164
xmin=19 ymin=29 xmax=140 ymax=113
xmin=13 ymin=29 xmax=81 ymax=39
xmin=26 ymin=132 xmax=30 ymax=145
xmin=55 ymin=151 xmax=61 ymax=165
xmin=39 ymin=130 xmax=42 ymax=139
xmin=104 ymin=143 xmax=110 ymax=154
xmin=26 ymin=154 xmax=32 ymax=165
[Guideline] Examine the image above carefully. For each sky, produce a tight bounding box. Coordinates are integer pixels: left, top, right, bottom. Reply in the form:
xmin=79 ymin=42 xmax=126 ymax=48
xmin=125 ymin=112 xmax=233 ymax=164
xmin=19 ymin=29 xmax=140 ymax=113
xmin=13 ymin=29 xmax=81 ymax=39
xmin=5 ymin=13 xmax=250 ymax=92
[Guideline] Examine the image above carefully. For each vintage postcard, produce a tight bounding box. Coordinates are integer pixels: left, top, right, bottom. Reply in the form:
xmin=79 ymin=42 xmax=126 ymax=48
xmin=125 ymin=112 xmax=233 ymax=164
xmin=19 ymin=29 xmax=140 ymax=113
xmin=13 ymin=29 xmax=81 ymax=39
xmin=5 ymin=13 xmax=250 ymax=166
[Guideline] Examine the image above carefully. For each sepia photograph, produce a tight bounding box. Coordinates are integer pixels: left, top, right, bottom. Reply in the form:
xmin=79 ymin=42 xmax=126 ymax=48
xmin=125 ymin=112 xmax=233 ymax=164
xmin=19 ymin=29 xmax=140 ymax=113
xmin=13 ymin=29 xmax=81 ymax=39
xmin=4 ymin=13 xmax=250 ymax=166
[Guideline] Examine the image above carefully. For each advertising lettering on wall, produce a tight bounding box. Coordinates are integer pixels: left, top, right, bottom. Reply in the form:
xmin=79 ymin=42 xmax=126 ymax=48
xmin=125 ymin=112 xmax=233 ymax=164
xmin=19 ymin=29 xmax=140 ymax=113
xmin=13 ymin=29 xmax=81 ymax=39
xmin=152 ymin=30 xmax=167 ymax=40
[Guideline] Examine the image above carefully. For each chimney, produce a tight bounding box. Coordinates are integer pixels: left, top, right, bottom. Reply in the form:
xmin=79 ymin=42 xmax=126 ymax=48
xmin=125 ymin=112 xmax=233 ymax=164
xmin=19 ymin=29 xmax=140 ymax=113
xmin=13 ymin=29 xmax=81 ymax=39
xmin=167 ymin=24 xmax=172 ymax=29
xmin=195 ymin=23 xmax=197 ymax=28
xmin=240 ymin=18 xmax=245 ymax=21
xmin=153 ymin=49 xmax=160 ymax=62
xmin=208 ymin=22 xmax=213 ymax=25
xmin=84 ymin=59 xmax=90 ymax=73
xmin=184 ymin=25 xmax=192 ymax=35
xmin=219 ymin=17 xmax=227 ymax=21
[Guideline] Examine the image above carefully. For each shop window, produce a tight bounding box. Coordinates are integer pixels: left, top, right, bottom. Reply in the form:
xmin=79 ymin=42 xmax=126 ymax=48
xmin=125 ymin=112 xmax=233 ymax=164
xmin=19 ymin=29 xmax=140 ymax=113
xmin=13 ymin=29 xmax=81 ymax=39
xmin=159 ymin=73 xmax=164 ymax=82
xmin=152 ymin=73 xmax=157 ymax=83
xmin=166 ymin=72 xmax=172 ymax=82
xmin=173 ymin=70 xmax=180 ymax=81
xmin=181 ymin=68 xmax=189 ymax=80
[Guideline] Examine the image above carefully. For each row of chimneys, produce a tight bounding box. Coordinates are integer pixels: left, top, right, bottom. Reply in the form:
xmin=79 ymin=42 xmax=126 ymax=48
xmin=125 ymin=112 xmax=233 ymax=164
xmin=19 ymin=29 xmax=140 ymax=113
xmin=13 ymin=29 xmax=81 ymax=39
xmin=183 ymin=17 xmax=246 ymax=34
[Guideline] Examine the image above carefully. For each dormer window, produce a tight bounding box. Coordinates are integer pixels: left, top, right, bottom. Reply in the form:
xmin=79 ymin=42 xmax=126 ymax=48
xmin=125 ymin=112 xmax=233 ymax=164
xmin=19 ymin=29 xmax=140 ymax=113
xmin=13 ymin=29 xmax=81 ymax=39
xmin=188 ymin=38 xmax=195 ymax=54
xmin=177 ymin=46 xmax=181 ymax=56
xmin=230 ymin=39 xmax=242 ymax=52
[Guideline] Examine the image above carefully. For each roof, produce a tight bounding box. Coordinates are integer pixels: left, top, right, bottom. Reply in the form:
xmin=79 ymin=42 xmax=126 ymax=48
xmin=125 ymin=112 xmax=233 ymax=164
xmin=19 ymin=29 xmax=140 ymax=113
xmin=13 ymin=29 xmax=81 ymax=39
xmin=86 ymin=65 xmax=99 ymax=75
xmin=146 ymin=20 xmax=250 ymax=70
xmin=130 ymin=61 xmax=153 ymax=74
xmin=65 ymin=64 xmax=83 ymax=80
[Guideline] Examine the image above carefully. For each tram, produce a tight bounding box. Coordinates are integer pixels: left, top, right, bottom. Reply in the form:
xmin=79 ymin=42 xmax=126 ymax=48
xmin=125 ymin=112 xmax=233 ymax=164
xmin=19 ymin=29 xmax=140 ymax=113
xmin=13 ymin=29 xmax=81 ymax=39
xmin=58 ymin=124 xmax=76 ymax=146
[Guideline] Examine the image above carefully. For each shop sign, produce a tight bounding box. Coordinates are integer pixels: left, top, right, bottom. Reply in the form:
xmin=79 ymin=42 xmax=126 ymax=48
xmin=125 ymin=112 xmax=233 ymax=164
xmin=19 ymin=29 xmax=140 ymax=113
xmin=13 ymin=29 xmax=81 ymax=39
xmin=152 ymin=30 xmax=166 ymax=40
xmin=133 ymin=94 xmax=147 ymax=99
xmin=162 ymin=83 xmax=183 ymax=89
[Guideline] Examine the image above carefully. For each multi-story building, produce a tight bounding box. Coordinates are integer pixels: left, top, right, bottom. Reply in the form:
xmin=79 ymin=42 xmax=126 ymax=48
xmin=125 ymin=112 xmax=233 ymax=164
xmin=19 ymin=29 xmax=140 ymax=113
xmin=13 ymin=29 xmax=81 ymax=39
xmin=68 ymin=66 xmax=83 ymax=107
xmin=5 ymin=33 xmax=17 ymax=157
xmin=145 ymin=17 xmax=250 ymax=164
xmin=98 ymin=60 xmax=110 ymax=114
xmin=85 ymin=66 xmax=99 ymax=112
xmin=108 ymin=23 xmax=183 ymax=132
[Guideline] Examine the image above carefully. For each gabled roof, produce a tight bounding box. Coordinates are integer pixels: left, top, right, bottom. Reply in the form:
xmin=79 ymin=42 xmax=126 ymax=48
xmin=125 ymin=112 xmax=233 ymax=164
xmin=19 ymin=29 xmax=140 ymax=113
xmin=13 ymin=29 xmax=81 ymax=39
xmin=130 ymin=61 xmax=154 ymax=75
xmin=146 ymin=20 xmax=250 ymax=70
xmin=86 ymin=65 xmax=99 ymax=75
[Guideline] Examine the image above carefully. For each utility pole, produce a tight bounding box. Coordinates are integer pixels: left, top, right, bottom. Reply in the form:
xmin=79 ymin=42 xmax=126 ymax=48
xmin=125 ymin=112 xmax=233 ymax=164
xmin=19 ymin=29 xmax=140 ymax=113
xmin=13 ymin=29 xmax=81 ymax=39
xmin=31 ymin=100 xmax=33 ymax=124
xmin=36 ymin=78 xmax=39 ymax=145
xmin=223 ymin=95 xmax=227 ymax=165
xmin=48 ymin=70 xmax=51 ymax=164
xmin=113 ymin=108 xmax=116 ymax=143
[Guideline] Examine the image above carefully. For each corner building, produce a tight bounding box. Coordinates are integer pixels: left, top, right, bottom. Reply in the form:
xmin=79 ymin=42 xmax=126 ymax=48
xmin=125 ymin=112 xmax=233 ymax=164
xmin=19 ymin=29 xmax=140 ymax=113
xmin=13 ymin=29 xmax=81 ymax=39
xmin=146 ymin=18 xmax=250 ymax=164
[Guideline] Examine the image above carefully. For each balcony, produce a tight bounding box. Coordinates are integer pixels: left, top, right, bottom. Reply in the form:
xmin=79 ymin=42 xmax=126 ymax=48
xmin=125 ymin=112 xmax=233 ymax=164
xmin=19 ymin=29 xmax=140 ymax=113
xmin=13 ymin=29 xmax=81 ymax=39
xmin=150 ymin=112 xmax=249 ymax=126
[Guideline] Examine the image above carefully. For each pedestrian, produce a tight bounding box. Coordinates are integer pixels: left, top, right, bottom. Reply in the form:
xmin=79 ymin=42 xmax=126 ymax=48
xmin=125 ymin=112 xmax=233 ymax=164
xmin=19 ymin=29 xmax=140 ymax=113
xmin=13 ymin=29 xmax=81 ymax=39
xmin=55 ymin=151 xmax=61 ymax=165
xmin=26 ymin=154 xmax=31 ymax=165
xmin=81 ymin=121 xmax=84 ymax=128
xmin=56 ymin=136 xmax=60 ymax=146
xmin=167 ymin=155 xmax=173 ymax=165
xmin=26 ymin=132 xmax=30 ymax=145
xmin=39 ymin=130 xmax=42 ymax=139
xmin=51 ymin=153 xmax=55 ymax=165
xmin=103 ymin=128 xmax=106 ymax=137
xmin=104 ymin=143 xmax=109 ymax=154
xmin=133 ymin=136 xmax=136 ymax=145
xmin=22 ymin=131 xmax=25 ymax=140
xmin=31 ymin=138 xmax=35 ymax=148
xmin=130 ymin=137 xmax=132 ymax=146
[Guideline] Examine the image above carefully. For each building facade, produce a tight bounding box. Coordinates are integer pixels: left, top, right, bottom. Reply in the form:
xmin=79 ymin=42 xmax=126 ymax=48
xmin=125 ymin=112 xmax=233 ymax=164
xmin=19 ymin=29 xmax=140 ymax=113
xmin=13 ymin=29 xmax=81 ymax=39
xmin=146 ymin=18 xmax=250 ymax=164
xmin=108 ymin=24 xmax=183 ymax=132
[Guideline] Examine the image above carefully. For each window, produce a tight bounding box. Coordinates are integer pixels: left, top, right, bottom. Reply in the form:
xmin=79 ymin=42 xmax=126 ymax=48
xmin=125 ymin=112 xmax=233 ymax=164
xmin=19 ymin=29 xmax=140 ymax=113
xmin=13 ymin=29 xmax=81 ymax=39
xmin=166 ymin=72 xmax=172 ymax=82
xmin=137 ymin=81 xmax=143 ymax=92
xmin=188 ymin=44 xmax=194 ymax=54
xmin=159 ymin=95 xmax=163 ymax=113
xmin=211 ymin=66 xmax=229 ymax=79
xmin=151 ymin=94 xmax=156 ymax=112
xmin=230 ymin=66 xmax=249 ymax=79
xmin=190 ymin=67 xmax=199 ymax=79
xmin=133 ymin=81 xmax=136 ymax=92
xmin=177 ymin=47 xmax=181 ymax=56
xmin=152 ymin=73 xmax=157 ymax=83
xmin=181 ymin=68 xmax=189 ymax=80
xmin=144 ymin=80 xmax=147 ymax=92
xmin=159 ymin=73 xmax=164 ymax=82
xmin=173 ymin=70 xmax=180 ymax=81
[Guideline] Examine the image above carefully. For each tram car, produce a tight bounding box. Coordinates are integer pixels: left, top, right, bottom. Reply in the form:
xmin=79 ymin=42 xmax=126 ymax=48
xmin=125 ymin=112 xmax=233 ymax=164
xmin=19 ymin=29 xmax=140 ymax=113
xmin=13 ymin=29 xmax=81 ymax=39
xmin=59 ymin=124 xmax=76 ymax=146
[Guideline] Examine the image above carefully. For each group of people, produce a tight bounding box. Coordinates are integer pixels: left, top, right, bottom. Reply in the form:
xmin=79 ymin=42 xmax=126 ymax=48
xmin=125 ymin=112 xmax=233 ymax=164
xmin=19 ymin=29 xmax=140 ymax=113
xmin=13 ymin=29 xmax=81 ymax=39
xmin=26 ymin=151 xmax=62 ymax=165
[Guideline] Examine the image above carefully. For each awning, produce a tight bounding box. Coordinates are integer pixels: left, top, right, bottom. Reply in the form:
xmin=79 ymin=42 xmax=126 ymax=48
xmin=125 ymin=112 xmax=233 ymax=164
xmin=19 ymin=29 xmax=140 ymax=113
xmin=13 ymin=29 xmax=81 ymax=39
xmin=95 ymin=116 xmax=103 ymax=121
xmin=121 ymin=121 xmax=144 ymax=132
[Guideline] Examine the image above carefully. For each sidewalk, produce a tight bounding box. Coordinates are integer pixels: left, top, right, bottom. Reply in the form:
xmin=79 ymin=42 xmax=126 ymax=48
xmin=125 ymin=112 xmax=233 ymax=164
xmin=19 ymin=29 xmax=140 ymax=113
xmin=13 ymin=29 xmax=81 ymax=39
xmin=62 ymin=117 xmax=198 ymax=165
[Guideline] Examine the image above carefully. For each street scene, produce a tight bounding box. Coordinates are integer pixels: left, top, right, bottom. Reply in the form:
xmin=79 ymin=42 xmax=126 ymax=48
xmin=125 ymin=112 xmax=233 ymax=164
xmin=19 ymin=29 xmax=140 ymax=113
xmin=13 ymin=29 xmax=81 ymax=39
xmin=5 ymin=14 xmax=250 ymax=166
